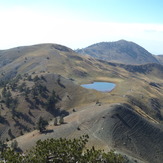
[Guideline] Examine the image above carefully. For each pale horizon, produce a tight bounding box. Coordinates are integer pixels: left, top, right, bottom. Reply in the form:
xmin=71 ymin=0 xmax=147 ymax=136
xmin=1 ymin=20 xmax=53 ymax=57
xmin=0 ymin=0 xmax=163 ymax=54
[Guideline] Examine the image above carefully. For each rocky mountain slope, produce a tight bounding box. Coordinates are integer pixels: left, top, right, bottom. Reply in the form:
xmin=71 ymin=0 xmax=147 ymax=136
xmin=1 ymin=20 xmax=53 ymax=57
xmin=0 ymin=43 xmax=163 ymax=163
xmin=12 ymin=103 xmax=163 ymax=163
xmin=76 ymin=40 xmax=160 ymax=65
xmin=0 ymin=73 xmax=106 ymax=139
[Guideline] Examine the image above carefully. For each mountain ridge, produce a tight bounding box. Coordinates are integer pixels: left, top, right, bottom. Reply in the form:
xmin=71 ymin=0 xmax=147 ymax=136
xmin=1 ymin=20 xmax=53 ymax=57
xmin=0 ymin=42 xmax=163 ymax=163
xmin=76 ymin=40 xmax=161 ymax=65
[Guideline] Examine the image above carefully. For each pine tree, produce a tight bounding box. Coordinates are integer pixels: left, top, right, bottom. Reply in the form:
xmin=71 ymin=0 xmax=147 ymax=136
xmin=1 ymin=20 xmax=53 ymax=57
xmin=37 ymin=117 xmax=48 ymax=133
xmin=0 ymin=141 xmax=7 ymax=153
xmin=2 ymin=87 xmax=7 ymax=97
xmin=11 ymin=140 xmax=18 ymax=150
xmin=54 ymin=117 xmax=58 ymax=126
xmin=45 ymin=90 xmax=58 ymax=112
xmin=1 ymin=135 xmax=125 ymax=162
xmin=59 ymin=116 xmax=64 ymax=125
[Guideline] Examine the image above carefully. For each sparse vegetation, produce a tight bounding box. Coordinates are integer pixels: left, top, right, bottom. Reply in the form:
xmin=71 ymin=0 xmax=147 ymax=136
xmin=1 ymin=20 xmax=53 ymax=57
xmin=0 ymin=43 xmax=163 ymax=162
xmin=0 ymin=73 xmax=62 ymax=138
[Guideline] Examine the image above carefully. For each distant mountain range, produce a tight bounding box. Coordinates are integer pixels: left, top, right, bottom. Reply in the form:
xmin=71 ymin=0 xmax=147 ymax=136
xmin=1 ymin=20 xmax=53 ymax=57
xmin=76 ymin=40 xmax=162 ymax=65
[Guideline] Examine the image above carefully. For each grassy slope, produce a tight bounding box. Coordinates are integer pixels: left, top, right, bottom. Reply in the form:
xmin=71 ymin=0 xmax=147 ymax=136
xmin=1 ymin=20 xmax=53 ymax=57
xmin=0 ymin=43 xmax=163 ymax=162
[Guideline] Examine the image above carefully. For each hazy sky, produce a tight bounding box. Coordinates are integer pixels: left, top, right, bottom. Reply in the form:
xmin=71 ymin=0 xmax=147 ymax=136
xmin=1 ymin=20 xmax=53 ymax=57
xmin=0 ymin=0 xmax=163 ymax=54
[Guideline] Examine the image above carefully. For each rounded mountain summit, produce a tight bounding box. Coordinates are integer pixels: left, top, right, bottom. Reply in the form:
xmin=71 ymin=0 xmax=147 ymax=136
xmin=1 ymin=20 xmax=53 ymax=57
xmin=76 ymin=40 xmax=159 ymax=65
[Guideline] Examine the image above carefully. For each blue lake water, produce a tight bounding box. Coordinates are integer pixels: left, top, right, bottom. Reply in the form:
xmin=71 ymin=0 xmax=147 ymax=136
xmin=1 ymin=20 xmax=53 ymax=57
xmin=81 ymin=82 xmax=115 ymax=92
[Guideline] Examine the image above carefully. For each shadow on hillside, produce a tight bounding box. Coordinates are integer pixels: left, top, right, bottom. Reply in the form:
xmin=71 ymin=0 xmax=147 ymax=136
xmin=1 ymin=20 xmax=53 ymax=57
xmin=16 ymin=147 xmax=23 ymax=153
xmin=48 ymin=108 xmax=69 ymax=117
xmin=0 ymin=116 xmax=9 ymax=125
xmin=42 ymin=129 xmax=54 ymax=134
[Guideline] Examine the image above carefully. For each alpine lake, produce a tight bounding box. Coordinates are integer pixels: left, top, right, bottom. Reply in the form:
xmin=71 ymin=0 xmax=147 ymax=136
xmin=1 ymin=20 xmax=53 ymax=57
xmin=81 ymin=82 xmax=115 ymax=92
